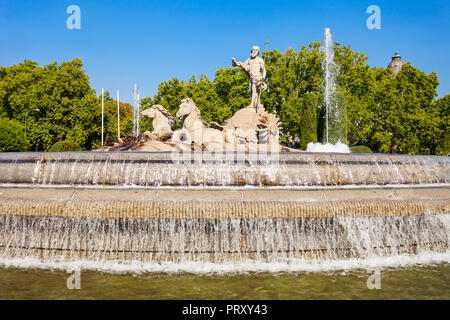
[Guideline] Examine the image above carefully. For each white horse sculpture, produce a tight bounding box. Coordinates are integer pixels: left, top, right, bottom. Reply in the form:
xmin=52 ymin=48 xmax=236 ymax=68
xmin=140 ymin=104 xmax=175 ymax=141
xmin=175 ymin=98 xmax=224 ymax=151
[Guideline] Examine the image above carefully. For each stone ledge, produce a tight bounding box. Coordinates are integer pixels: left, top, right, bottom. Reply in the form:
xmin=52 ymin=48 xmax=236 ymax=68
xmin=0 ymin=197 xmax=447 ymax=219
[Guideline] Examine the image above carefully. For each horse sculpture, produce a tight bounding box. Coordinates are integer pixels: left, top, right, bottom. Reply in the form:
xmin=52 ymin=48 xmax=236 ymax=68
xmin=140 ymin=104 xmax=175 ymax=141
xmin=175 ymin=98 xmax=224 ymax=151
xmin=175 ymin=98 xmax=281 ymax=152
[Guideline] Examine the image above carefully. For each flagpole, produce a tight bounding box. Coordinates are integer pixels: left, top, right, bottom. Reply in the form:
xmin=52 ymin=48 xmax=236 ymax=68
xmin=117 ymin=90 xmax=120 ymax=139
xmin=136 ymin=92 xmax=140 ymax=136
xmin=133 ymin=83 xmax=138 ymax=136
xmin=101 ymin=88 xmax=104 ymax=146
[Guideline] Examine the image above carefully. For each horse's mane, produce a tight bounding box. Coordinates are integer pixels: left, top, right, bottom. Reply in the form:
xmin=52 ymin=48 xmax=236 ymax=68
xmin=152 ymin=104 xmax=175 ymax=126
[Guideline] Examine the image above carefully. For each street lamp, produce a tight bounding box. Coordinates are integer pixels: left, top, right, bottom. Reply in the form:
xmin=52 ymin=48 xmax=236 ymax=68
xmin=24 ymin=108 xmax=40 ymax=139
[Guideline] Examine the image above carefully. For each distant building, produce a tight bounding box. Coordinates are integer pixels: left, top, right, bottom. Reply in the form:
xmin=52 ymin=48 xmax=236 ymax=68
xmin=388 ymin=52 xmax=405 ymax=76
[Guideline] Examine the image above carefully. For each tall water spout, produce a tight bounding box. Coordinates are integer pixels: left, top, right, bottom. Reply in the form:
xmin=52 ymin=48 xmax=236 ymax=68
xmin=308 ymin=28 xmax=348 ymax=153
xmin=322 ymin=27 xmax=337 ymax=144
xmin=322 ymin=28 xmax=346 ymax=145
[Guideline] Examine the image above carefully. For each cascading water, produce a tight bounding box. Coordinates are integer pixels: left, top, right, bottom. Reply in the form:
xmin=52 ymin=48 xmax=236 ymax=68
xmin=307 ymin=27 xmax=349 ymax=153
xmin=0 ymin=151 xmax=448 ymax=273
xmin=0 ymin=215 xmax=447 ymax=263
xmin=0 ymin=152 xmax=448 ymax=186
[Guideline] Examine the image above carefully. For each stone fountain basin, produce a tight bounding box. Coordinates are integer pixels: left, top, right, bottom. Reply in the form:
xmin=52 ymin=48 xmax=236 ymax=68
xmin=0 ymin=151 xmax=448 ymax=186
xmin=0 ymin=151 xmax=448 ymax=262
xmin=0 ymin=185 xmax=448 ymax=261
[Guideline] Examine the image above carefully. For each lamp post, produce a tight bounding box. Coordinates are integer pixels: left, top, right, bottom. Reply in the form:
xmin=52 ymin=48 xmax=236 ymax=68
xmin=24 ymin=108 xmax=40 ymax=139
xmin=264 ymin=39 xmax=270 ymax=52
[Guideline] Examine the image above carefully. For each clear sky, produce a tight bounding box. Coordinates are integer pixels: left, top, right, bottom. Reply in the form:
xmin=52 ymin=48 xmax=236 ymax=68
xmin=0 ymin=0 xmax=449 ymax=103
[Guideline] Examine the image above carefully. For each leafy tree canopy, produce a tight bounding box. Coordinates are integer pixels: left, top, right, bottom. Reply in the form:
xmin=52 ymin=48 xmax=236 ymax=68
xmin=1 ymin=43 xmax=448 ymax=154
xmin=0 ymin=59 xmax=134 ymax=151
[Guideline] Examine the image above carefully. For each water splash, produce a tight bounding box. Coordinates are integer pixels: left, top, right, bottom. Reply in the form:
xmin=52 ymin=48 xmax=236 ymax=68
xmin=1 ymin=252 xmax=449 ymax=275
xmin=306 ymin=142 xmax=350 ymax=153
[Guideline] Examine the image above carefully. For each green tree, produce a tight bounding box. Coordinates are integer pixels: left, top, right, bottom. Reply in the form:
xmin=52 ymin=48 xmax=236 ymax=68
xmin=0 ymin=59 xmax=95 ymax=150
xmin=49 ymin=140 xmax=82 ymax=152
xmin=261 ymin=44 xmax=322 ymax=146
xmin=434 ymin=94 xmax=450 ymax=155
xmin=365 ymin=64 xmax=439 ymax=154
xmin=214 ymin=67 xmax=248 ymax=117
xmin=334 ymin=43 xmax=374 ymax=147
xmin=0 ymin=59 xmax=135 ymax=150
xmin=0 ymin=118 xmax=29 ymax=152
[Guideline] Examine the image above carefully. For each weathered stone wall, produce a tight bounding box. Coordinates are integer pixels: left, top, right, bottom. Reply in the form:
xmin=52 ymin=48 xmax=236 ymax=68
xmin=0 ymin=187 xmax=448 ymax=219
xmin=0 ymin=197 xmax=448 ymax=219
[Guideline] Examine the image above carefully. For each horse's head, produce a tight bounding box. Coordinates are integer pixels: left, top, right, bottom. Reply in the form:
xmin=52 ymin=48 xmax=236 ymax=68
xmin=140 ymin=107 xmax=156 ymax=119
xmin=176 ymin=98 xmax=200 ymax=121
xmin=141 ymin=105 xmax=175 ymax=127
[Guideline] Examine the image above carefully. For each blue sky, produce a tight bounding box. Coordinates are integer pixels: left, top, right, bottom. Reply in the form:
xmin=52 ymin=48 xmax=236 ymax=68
xmin=0 ymin=0 xmax=449 ymax=103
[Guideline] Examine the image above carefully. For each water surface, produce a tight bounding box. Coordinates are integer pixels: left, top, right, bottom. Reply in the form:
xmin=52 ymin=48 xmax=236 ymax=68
xmin=1 ymin=264 xmax=448 ymax=299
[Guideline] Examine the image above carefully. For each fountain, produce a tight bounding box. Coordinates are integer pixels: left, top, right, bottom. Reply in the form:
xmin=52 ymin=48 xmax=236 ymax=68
xmin=307 ymin=28 xmax=350 ymax=153
xmin=0 ymin=42 xmax=448 ymax=273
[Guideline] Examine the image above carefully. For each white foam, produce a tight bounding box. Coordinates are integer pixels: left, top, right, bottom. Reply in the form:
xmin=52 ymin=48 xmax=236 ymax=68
xmin=306 ymin=142 xmax=351 ymax=153
xmin=1 ymin=252 xmax=448 ymax=275
xmin=2 ymin=183 xmax=447 ymax=191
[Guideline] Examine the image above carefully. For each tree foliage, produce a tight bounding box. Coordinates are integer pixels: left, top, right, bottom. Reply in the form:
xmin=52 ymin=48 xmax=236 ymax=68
xmin=0 ymin=59 xmax=133 ymax=151
xmin=0 ymin=118 xmax=29 ymax=152
xmin=350 ymin=145 xmax=373 ymax=154
xmin=1 ymin=43 xmax=448 ymax=154
xmin=434 ymin=94 xmax=450 ymax=155
xmin=49 ymin=140 xmax=82 ymax=152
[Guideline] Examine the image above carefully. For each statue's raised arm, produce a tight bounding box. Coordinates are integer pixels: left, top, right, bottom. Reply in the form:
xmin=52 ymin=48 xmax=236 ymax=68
xmin=231 ymin=57 xmax=248 ymax=71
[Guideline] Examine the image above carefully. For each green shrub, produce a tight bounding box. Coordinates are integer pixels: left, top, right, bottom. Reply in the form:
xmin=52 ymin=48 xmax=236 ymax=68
xmin=350 ymin=145 xmax=373 ymax=154
xmin=0 ymin=118 xmax=29 ymax=152
xmin=49 ymin=140 xmax=82 ymax=152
